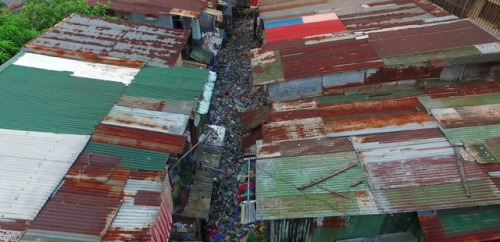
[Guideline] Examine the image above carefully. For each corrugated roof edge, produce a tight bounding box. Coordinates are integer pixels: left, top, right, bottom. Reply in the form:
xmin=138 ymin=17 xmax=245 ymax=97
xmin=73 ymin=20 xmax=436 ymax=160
xmin=22 ymin=14 xmax=191 ymax=68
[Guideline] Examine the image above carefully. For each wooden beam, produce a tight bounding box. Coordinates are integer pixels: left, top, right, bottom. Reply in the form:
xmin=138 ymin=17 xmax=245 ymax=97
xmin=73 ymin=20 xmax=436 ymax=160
xmin=454 ymin=146 xmax=471 ymax=197
xmin=297 ymin=163 xmax=357 ymax=190
xmin=317 ymin=185 xmax=349 ymax=199
xmin=350 ymin=180 xmax=363 ymax=188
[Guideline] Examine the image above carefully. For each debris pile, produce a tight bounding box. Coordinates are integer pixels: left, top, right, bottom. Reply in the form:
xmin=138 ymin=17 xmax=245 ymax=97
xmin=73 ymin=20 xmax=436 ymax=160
xmin=205 ymin=8 xmax=268 ymax=242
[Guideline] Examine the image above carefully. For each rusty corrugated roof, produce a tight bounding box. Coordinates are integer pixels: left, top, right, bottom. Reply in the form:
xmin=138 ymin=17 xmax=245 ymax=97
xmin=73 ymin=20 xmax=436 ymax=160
xmin=88 ymin=0 xmax=207 ymax=18
xmin=23 ymin=14 xmax=190 ymax=68
xmin=91 ymin=124 xmax=187 ymax=154
xmin=320 ymin=97 xmax=438 ymax=137
xmin=369 ymin=20 xmax=499 ymax=58
xmin=418 ymin=205 xmax=500 ymax=242
xmin=258 ymin=0 xmax=451 ymax=25
xmin=252 ymin=38 xmax=384 ymax=85
xmin=23 ymin=152 xmax=128 ymax=241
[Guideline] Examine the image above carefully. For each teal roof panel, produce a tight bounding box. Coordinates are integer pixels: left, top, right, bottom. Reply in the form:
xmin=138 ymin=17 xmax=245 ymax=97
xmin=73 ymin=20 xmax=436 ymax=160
xmin=0 ymin=65 xmax=126 ymax=135
xmin=83 ymin=142 xmax=169 ymax=171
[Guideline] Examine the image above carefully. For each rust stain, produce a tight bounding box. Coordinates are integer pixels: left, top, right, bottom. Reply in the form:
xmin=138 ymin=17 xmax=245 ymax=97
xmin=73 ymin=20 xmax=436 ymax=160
xmin=365 ymin=66 xmax=442 ymax=84
xmin=91 ymin=124 xmax=186 ymax=154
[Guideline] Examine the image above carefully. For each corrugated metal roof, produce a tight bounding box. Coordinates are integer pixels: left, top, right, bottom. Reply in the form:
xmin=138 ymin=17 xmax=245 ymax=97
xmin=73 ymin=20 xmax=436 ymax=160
xmin=83 ymin=142 xmax=169 ymax=171
xmin=430 ymin=104 xmax=500 ymax=128
xmin=281 ymin=38 xmax=383 ymax=82
xmin=272 ymin=97 xmax=318 ymax=112
xmin=105 ymin=180 xmax=163 ymax=240
xmin=91 ymin=124 xmax=187 ymax=154
xmin=257 ymin=137 xmax=353 ymax=159
xmin=374 ymin=180 xmax=500 ymax=213
xmin=425 ymin=81 xmax=500 ymax=99
xmin=368 ymin=20 xmax=499 ymax=59
xmin=240 ymin=106 xmax=272 ymax=131
xmin=14 ymin=53 xmax=140 ymax=85
xmin=319 ymin=97 xmax=438 ymax=137
xmin=88 ymin=0 xmax=207 ymax=18
xmin=251 ymin=49 xmax=285 ymax=85
xmin=0 ymin=129 xmax=89 ymax=221
xmin=337 ymin=1 xmax=452 ymax=31
xmin=0 ymin=64 xmax=126 ymax=135
xmin=258 ymin=0 xmax=450 ymax=23
xmin=103 ymin=105 xmax=189 ymax=136
xmin=419 ymin=93 xmax=500 ymax=110
xmin=265 ymin=19 xmax=347 ymax=43
xmin=24 ymin=14 xmax=190 ymax=68
xmin=256 ymin=152 xmax=378 ymax=220
xmin=252 ymin=38 xmax=384 ymax=85
xmin=0 ymin=220 xmax=29 ymax=242
xmin=116 ymin=96 xmax=192 ymax=115
xmin=22 ymin=152 xmax=129 ymax=241
xmin=124 ymin=66 xmax=208 ymax=110
xmin=419 ymin=205 xmax=500 ymax=242
xmin=262 ymin=117 xmax=326 ymax=143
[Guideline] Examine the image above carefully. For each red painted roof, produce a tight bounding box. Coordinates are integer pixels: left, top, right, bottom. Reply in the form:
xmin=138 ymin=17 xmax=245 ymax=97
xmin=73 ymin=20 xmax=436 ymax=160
xmin=265 ymin=20 xmax=347 ymax=43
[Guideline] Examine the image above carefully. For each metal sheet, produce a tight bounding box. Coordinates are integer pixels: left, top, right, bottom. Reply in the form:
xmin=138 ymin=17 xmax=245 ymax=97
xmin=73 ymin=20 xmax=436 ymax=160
xmin=257 ymin=152 xmax=378 ymax=220
xmin=91 ymin=124 xmax=187 ymax=154
xmin=430 ymin=104 xmax=500 ymax=128
xmin=358 ymin=141 xmax=454 ymax=164
xmin=117 ymin=96 xmax=193 ymax=115
xmin=272 ymin=98 xmax=318 ymax=112
xmin=374 ymin=180 xmax=500 ymax=213
xmin=419 ymin=205 xmax=500 ymax=242
xmin=368 ymin=20 xmax=498 ymax=58
xmin=24 ymin=14 xmax=190 ymax=68
xmin=269 ymin=76 xmax=323 ymax=101
xmin=83 ymin=142 xmax=169 ymax=171
xmin=265 ymin=19 xmax=347 ymax=43
xmin=0 ymin=129 xmax=89 ymax=221
xmin=14 ymin=53 xmax=139 ymax=85
xmin=108 ymin=180 xmax=163 ymax=232
xmin=0 ymin=65 xmax=126 ymax=135
xmin=251 ymin=50 xmax=285 ymax=85
xmin=257 ymin=137 xmax=354 ymax=159
xmin=350 ymin=128 xmax=447 ymax=151
xmin=322 ymin=70 xmax=365 ymax=88
xmin=24 ymin=155 xmax=130 ymax=240
xmin=320 ymin=97 xmax=438 ymax=137
xmin=280 ymin=39 xmax=384 ymax=82
xmin=239 ymin=106 xmax=272 ymax=131
xmin=262 ymin=117 xmax=326 ymax=143
xmin=103 ymin=105 xmax=190 ymax=135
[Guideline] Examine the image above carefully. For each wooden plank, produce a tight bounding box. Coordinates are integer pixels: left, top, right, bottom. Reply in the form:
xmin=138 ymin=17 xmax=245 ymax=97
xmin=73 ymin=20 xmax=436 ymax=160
xmin=454 ymin=146 xmax=471 ymax=197
xmin=297 ymin=162 xmax=357 ymax=190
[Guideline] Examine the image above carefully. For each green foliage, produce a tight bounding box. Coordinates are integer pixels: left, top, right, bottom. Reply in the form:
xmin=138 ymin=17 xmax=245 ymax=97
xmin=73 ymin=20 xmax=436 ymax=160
xmin=0 ymin=0 xmax=112 ymax=64
xmin=21 ymin=0 xmax=110 ymax=31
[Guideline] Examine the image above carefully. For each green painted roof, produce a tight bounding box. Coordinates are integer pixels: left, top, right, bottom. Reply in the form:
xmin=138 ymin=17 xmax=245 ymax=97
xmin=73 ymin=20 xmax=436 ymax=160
xmin=383 ymin=46 xmax=482 ymax=67
xmin=378 ymin=180 xmax=500 ymax=213
xmin=312 ymin=215 xmax=385 ymax=241
xmin=256 ymin=152 xmax=377 ymax=220
xmin=418 ymin=94 xmax=500 ymax=110
xmin=440 ymin=205 xmax=500 ymax=236
xmin=124 ymin=66 xmax=208 ymax=103
xmin=0 ymin=65 xmax=126 ymax=135
xmin=83 ymin=142 xmax=169 ymax=171
xmin=440 ymin=124 xmax=500 ymax=145
xmin=317 ymin=89 xmax=425 ymax=104
xmin=252 ymin=50 xmax=285 ymax=85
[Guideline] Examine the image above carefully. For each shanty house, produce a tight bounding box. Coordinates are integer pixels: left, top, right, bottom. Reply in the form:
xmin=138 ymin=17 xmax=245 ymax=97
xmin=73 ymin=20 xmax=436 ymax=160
xmin=0 ymin=14 xmax=217 ymax=241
